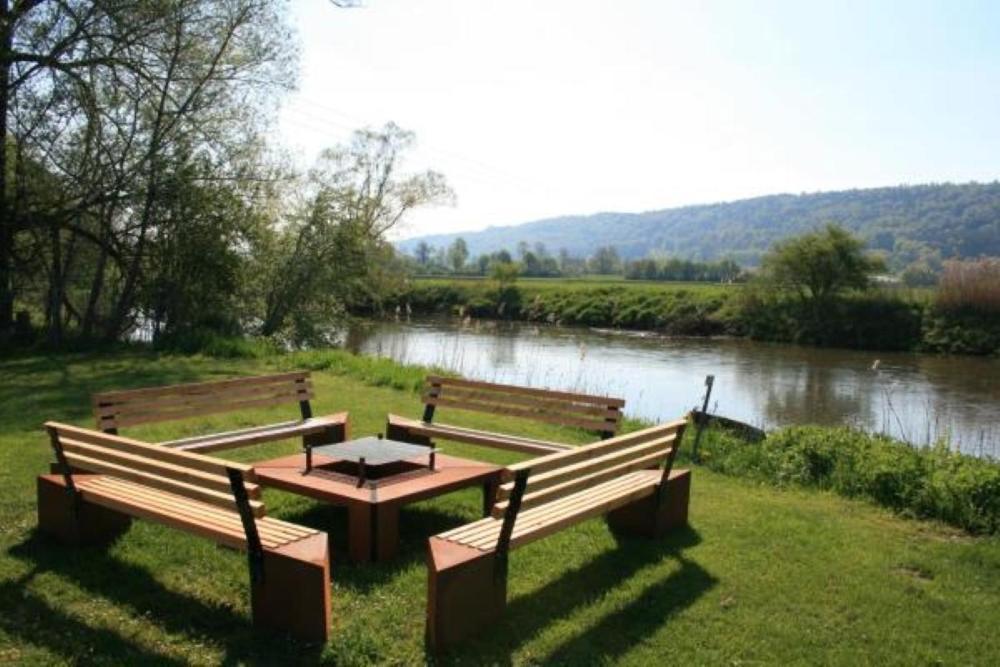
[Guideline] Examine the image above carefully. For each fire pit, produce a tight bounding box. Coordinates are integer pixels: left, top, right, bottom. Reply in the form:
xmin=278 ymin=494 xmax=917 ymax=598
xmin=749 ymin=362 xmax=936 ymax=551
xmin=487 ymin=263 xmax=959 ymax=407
xmin=304 ymin=435 xmax=437 ymax=487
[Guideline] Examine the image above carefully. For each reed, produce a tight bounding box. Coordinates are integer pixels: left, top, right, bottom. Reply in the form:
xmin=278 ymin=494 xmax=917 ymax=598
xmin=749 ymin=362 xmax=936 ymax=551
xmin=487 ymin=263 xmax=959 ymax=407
xmin=935 ymin=259 xmax=1000 ymax=314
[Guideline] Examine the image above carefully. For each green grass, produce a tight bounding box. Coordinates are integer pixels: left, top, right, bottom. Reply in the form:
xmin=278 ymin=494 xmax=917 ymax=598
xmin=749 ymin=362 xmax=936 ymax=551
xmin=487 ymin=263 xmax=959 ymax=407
xmin=2 ymin=350 xmax=999 ymax=664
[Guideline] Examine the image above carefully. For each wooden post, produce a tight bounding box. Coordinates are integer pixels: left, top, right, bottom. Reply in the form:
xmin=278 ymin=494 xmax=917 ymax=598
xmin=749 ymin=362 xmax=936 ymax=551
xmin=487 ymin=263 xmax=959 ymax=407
xmin=691 ymin=375 xmax=714 ymax=463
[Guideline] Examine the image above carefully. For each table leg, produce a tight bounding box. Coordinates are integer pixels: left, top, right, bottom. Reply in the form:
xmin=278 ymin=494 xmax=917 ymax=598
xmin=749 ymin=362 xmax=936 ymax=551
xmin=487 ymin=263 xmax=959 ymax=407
xmin=374 ymin=503 xmax=400 ymax=562
xmin=347 ymin=503 xmax=373 ymax=563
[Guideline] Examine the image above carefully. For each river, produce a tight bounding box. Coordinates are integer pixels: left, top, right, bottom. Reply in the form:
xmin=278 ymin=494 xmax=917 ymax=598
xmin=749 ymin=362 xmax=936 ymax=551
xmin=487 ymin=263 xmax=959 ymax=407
xmin=345 ymin=318 xmax=1000 ymax=457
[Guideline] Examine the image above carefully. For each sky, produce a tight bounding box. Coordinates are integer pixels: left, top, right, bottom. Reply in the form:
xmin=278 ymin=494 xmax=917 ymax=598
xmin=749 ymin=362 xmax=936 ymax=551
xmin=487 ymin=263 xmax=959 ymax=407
xmin=277 ymin=0 xmax=1000 ymax=240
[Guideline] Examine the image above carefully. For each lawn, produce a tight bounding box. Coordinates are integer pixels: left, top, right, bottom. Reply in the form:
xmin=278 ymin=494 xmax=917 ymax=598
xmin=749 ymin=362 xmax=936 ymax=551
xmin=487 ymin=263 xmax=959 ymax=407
xmin=1 ymin=350 xmax=998 ymax=665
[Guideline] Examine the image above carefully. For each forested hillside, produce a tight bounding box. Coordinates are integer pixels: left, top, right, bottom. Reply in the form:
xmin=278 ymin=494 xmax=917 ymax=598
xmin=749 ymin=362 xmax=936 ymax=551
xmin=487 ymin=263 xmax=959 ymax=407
xmin=399 ymin=182 xmax=1000 ymax=268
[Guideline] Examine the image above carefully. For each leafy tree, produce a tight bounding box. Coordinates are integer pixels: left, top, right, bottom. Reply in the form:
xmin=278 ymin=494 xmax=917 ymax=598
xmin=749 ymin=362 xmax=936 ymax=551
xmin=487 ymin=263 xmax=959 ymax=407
xmin=447 ymin=237 xmax=468 ymax=273
xmin=257 ymin=123 xmax=452 ymax=344
xmin=414 ymin=241 xmax=431 ymax=266
xmin=760 ymin=224 xmax=885 ymax=314
xmin=588 ymin=245 xmax=621 ymax=275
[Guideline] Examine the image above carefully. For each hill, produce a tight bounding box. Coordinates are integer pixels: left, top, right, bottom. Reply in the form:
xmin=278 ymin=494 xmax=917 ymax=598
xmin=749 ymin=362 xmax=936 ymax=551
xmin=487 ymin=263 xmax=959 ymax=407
xmin=397 ymin=182 xmax=1000 ymax=267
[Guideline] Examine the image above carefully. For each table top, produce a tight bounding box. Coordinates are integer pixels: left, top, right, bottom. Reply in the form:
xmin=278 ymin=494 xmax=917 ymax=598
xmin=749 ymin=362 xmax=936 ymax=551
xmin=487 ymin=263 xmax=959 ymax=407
xmin=253 ymin=452 xmax=502 ymax=506
xmin=309 ymin=436 xmax=437 ymax=466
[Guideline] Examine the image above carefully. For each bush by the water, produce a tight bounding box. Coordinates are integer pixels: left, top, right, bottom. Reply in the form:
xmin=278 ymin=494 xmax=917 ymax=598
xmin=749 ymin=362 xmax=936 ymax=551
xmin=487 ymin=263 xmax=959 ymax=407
xmin=697 ymin=425 xmax=1000 ymax=534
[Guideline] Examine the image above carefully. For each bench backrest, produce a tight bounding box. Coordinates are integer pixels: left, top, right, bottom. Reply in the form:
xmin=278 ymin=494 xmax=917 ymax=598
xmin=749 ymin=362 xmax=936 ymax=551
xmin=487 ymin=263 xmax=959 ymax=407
xmin=421 ymin=376 xmax=625 ymax=438
xmin=92 ymin=371 xmax=315 ymax=434
xmin=490 ymin=418 xmax=687 ymax=519
xmin=45 ymin=422 xmax=265 ymax=517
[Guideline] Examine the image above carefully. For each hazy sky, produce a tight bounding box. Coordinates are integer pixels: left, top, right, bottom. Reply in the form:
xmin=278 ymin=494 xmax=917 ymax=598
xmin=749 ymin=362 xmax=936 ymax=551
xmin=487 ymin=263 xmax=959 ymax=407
xmin=277 ymin=0 xmax=1000 ymax=239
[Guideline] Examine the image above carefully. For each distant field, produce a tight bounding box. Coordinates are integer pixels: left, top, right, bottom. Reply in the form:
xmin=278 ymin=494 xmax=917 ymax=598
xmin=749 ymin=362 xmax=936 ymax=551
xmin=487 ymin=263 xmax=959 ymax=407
xmin=412 ymin=275 xmax=738 ymax=296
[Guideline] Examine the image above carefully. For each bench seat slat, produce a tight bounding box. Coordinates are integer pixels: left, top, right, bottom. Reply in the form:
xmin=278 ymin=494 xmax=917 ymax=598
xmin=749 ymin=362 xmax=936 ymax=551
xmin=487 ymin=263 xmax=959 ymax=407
xmin=162 ymin=413 xmax=348 ymax=454
xmin=82 ymin=478 xmax=285 ymax=548
xmin=445 ymin=474 xmax=650 ymax=544
xmin=81 ymin=477 xmax=318 ymax=546
xmin=444 ymin=471 xmax=661 ymax=551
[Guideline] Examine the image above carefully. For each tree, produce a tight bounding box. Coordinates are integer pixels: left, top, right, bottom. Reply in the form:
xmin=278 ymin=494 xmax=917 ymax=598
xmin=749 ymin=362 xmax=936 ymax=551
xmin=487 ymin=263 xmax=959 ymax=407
xmin=588 ymin=245 xmax=621 ymax=275
xmin=257 ymin=123 xmax=452 ymax=343
xmin=447 ymin=237 xmax=468 ymax=273
xmin=414 ymin=241 xmax=431 ymax=266
xmin=760 ymin=224 xmax=885 ymax=314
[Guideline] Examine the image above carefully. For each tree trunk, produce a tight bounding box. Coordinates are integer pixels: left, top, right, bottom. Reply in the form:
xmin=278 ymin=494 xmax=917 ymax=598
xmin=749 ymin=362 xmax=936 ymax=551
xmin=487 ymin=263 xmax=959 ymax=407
xmin=46 ymin=220 xmax=63 ymax=346
xmin=0 ymin=1 xmax=14 ymax=337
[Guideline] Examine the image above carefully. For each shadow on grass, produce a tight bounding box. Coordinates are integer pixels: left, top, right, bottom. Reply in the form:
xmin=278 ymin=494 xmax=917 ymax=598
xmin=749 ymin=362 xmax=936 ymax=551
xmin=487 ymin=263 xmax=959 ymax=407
xmin=447 ymin=525 xmax=714 ymax=664
xmin=6 ymin=533 xmax=323 ymax=666
xmin=281 ymin=499 xmax=472 ymax=592
xmin=0 ymin=352 xmax=210 ymax=432
xmin=0 ymin=570 xmax=187 ymax=666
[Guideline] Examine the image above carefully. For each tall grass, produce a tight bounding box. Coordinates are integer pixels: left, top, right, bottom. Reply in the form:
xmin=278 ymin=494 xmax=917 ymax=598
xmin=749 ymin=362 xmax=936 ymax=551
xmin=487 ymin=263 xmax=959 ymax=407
xmin=697 ymin=425 xmax=1000 ymax=534
xmin=935 ymin=259 xmax=1000 ymax=314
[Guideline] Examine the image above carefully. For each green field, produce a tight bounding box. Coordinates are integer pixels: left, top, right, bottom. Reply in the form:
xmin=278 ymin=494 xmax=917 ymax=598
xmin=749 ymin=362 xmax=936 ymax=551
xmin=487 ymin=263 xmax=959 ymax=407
xmin=2 ymin=349 xmax=999 ymax=664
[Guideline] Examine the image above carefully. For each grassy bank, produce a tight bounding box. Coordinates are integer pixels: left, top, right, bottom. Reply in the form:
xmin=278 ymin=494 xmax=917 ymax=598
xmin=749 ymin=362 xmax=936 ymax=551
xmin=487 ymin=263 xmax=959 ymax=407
xmin=375 ymin=277 xmax=1000 ymax=355
xmin=2 ymin=350 xmax=1000 ymax=664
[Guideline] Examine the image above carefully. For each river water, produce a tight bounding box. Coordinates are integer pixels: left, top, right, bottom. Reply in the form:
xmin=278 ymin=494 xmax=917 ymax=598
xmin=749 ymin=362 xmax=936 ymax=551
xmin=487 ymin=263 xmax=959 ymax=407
xmin=345 ymin=318 xmax=1000 ymax=457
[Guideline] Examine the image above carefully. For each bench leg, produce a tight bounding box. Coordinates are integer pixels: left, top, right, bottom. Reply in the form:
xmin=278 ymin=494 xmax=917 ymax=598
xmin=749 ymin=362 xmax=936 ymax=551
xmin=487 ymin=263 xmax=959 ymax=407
xmin=606 ymin=469 xmax=691 ymax=538
xmin=37 ymin=475 xmax=132 ymax=546
xmin=426 ymin=537 xmax=506 ymax=653
xmin=252 ymin=533 xmax=331 ymax=643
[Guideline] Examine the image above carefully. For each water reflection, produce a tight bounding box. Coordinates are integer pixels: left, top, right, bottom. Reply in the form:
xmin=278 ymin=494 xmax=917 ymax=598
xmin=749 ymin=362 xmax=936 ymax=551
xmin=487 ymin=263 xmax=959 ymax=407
xmin=346 ymin=318 xmax=1000 ymax=457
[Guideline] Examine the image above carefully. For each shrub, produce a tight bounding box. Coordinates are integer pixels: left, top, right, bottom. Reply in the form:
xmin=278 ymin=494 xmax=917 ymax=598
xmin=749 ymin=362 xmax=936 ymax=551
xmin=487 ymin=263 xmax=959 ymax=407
xmin=697 ymin=424 xmax=1000 ymax=534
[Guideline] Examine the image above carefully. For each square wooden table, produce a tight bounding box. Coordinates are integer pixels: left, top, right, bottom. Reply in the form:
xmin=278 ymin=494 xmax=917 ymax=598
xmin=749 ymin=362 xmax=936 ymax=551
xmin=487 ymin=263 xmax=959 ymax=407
xmin=253 ymin=439 xmax=502 ymax=563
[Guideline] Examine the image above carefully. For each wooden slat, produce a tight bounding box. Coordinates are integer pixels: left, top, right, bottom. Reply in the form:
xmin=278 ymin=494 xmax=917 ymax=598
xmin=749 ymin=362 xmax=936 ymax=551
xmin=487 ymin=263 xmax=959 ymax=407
xmin=99 ymin=391 xmax=311 ymax=430
xmin=402 ymin=421 xmax=572 ymax=455
xmin=63 ymin=452 xmax=265 ymax=517
xmin=94 ymin=384 xmax=314 ymax=420
xmin=97 ymin=386 xmax=313 ymax=430
xmin=424 ymin=396 xmax=614 ymax=432
xmin=506 ymin=419 xmax=687 ymax=477
xmin=45 ymin=422 xmax=257 ymax=482
xmin=162 ymin=414 xmax=346 ymax=454
xmin=84 ymin=478 xmax=316 ymax=544
xmin=495 ymin=435 xmax=675 ymax=500
xmin=79 ymin=484 xmax=253 ymax=550
xmin=426 ymin=376 xmax=625 ymax=407
xmin=467 ymin=474 xmax=659 ymax=550
xmin=92 ymin=371 xmax=311 ymax=404
xmin=91 ymin=380 xmax=313 ymax=411
xmin=425 ymin=386 xmax=622 ymax=420
xmin=81 ymin=478 xmax=280 ymax=545
xmin=445 ymin=473 xmax=656 ymax=549
xmin=60 ymin=438 xmax=259 ymax=498
xmin=492 ymin=449 xmax=670 ymax=517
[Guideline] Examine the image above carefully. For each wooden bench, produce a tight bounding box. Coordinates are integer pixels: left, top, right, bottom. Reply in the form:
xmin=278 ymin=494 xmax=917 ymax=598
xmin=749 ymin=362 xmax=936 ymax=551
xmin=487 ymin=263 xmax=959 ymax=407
xmin=92 ymin=371 xmax=349 ymax=454
xmin=37 ymin=422 xmax=331 ymax=642
xmin=386 ymin=376 xmax=626 ymax=456
xmin=425 ymin=418 xmax=691 ymax=651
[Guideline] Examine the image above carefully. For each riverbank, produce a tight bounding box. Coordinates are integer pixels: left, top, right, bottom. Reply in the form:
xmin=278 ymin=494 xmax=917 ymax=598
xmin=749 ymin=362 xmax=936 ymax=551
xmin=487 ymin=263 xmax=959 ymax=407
xmin=2 ymin=348 xmax=999 ymax=663
xmin=372 ymin=277 xmax=1000 ymax=355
